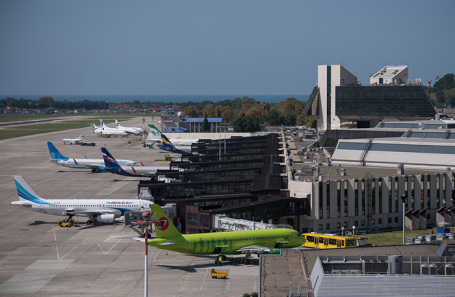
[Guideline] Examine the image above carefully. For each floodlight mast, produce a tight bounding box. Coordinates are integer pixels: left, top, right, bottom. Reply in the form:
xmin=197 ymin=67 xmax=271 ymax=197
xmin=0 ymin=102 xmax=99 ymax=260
xmin=132 ymin=212 xmax=157 ymax=297
xmin=401 ymin=195 xmax=406 ymax=245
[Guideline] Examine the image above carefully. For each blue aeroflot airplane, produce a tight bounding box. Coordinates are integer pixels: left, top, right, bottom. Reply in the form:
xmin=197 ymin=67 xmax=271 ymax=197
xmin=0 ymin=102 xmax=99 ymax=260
xmin=47 ymin=141 xmax=136 ymax=173
xmin=101 ymin=147 xmax=168 ymax=177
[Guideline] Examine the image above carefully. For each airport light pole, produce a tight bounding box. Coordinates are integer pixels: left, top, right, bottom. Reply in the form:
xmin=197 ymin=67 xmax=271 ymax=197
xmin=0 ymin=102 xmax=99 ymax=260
xmin=132 ymin=212 xmax=155 ymax=297
xmin=401 ymin=194 xmax=406 ymax=245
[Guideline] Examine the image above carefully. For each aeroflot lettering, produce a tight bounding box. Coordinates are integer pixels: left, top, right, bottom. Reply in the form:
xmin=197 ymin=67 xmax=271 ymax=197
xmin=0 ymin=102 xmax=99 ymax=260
xmin=157 ymin=217 xmax=169 ymax=231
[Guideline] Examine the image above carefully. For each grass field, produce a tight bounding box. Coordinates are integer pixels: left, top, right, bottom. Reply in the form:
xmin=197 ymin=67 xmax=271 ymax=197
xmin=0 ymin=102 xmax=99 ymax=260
xmin=365 ymin=228 xmax=435 ymax=245
xmin=0 ymin=114 xmax=156 ymax=140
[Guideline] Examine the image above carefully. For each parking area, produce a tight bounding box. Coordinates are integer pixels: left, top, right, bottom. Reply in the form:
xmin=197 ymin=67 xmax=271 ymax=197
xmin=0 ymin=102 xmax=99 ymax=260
xmin=0 ymin=117 xmax=259 ymax=297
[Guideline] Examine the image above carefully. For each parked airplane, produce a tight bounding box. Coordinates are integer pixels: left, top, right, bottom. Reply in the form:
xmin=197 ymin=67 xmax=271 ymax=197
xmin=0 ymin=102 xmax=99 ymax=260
xmin=115 ymin=120 xmax=144 ymax=135
xmin=11 ymin=176 xmax=154 ymax=224
xmin=47 ymin=141 xmax=137 ymax=172
xmin=148 ymin=124 xmax=199 ymax=146
xmin=159 ymin=134 xmax=193 ymax=155
xmin=91 ymin=120 xmax=128 ymax=137
xmin=145 ymin=204 xmax=305 ymax=264
xmin=62 ymin=135 xmax=85 ymax=145
xmin=101 ymin=147 xmax=168 ymax=177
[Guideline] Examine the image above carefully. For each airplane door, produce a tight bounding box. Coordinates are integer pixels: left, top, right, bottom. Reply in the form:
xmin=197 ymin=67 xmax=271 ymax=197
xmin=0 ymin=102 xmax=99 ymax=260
xmin=139 ymin=201 xmax=144 ymax=212
xmin=184 ymin=238 xmax=191 ymax=252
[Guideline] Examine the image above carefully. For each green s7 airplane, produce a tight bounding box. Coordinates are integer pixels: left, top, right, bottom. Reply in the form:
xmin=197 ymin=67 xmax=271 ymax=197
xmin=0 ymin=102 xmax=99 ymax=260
xmin=147 ymin=204 xmax=305 ymax=264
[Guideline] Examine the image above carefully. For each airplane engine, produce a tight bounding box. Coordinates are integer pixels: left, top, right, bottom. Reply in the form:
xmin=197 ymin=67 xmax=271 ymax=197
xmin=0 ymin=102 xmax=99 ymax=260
xmin=96 ymin=214 xmax=115 ymax=223
xmin=91 ymin=167 xmax=105 ymax=173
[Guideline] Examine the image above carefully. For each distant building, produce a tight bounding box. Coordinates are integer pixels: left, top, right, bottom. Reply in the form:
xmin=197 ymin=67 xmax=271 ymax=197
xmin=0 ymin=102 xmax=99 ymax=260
xmin=160 ymin=109 xmax=222 ymax=133
xmin=303 ymin=65 xmax=435 ymax=131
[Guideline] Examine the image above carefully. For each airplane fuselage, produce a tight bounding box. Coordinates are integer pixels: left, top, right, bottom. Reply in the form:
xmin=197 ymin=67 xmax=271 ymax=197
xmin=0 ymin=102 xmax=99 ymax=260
xmin=55 ymin=158 xmax=136 ymax=169
xmin=14 ymin=199 xmax=152 ymax=218
xmin=148 ymin=228 xmax=303 ymax=255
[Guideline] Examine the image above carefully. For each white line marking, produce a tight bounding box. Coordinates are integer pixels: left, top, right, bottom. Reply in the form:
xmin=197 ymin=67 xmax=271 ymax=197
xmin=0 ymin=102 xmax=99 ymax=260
xmin=200 ymin=268 xmax=208 ymax=291
xmin=61 ymin=246 xmax=78 ymax=259
xmin=153 ymin=249 xmax=162 ymax=262
xmin=54 ymin=232 xmax=60 ymax=259
xmin=97 ymin=240 xmax=120 ymax=255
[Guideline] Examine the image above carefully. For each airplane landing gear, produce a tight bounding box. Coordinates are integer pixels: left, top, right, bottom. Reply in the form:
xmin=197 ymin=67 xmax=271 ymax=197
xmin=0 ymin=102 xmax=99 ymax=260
xmin=241 ymin=258 xmax=251 ymax=265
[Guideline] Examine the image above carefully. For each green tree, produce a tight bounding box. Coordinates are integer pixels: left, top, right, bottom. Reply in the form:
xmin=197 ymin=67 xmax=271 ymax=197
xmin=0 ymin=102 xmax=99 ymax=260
xmin=233 ymin=114 xmax=260 ymax=132
xmin=433 ymin=73 xmax=455 ymax=91
xmin=184 ymin=106 xmax=201 ymax=118
xmin=201 ymin=115 xmax=210 ymax=132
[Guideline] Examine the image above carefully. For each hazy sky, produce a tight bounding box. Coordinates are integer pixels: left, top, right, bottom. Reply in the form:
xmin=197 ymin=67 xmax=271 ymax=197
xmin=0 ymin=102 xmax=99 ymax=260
xmin=1 ymin=0 xmax=454 ymax=96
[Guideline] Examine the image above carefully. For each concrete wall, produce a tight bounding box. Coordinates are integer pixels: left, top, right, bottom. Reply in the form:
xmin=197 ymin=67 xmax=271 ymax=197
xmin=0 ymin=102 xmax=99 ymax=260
xmin=300 ymin=172 xmax=454 ymax=233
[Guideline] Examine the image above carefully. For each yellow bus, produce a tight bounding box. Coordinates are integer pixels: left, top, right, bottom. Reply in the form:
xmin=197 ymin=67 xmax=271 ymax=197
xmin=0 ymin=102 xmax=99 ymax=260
xmin=302 ymin=233 xmax=358 ymax=249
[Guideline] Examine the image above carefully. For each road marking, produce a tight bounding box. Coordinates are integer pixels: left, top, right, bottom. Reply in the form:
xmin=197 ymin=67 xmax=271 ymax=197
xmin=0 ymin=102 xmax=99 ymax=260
xmin=61 ymin=246 xmax=78 ymax=259
xmin=54 ymin=232 xmax=60 ymax=259
xmin=97 ymin=240 xmax=120 ymax=255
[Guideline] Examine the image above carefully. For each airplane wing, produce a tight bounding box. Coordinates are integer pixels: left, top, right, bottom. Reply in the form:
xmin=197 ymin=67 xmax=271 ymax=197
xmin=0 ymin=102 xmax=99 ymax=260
xmin=235 ymin=245 xmax=280 ymax=254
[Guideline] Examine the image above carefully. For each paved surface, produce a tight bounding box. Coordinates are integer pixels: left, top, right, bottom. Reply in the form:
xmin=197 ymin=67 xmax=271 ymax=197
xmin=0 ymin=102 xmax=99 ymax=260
xmin=0 ymin=117 xmax=259 ymax=297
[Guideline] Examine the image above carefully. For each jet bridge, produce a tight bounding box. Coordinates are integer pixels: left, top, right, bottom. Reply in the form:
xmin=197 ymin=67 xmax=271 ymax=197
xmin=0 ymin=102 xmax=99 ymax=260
xmin=213 ymin=214 xmax=274 ymax=231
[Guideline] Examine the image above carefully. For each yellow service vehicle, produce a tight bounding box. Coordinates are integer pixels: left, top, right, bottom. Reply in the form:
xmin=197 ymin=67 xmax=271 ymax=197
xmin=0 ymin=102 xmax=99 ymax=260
xmin=211 ymin=269 xmax=228 ymax=279
xmin=58 ymin=219 xmax=80 ymax=227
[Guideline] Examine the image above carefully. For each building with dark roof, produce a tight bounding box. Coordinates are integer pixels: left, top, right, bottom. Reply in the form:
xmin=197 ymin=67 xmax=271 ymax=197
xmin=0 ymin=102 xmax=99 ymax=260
xmin=303 ymin=65 xmax=435 ymax=130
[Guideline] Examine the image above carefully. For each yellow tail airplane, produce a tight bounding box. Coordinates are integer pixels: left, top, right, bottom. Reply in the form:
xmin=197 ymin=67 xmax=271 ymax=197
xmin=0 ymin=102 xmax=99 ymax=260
xmin=147 ymin=204 xmax=305 ymax=264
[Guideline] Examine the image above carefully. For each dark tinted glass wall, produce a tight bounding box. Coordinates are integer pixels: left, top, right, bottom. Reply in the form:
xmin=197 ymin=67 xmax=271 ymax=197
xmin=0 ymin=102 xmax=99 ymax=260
xmin=335 ymin=86 xmax=435 ymax=117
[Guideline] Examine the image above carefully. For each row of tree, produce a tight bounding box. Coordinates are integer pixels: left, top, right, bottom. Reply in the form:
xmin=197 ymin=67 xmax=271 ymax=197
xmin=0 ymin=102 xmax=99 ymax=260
xmin=1 ymin=95 xmax=313 ymax=132
xmin=1 ymin=96 xmax=109 ymax=110
xmin=183 ymin=97 xmax=313 ymax=132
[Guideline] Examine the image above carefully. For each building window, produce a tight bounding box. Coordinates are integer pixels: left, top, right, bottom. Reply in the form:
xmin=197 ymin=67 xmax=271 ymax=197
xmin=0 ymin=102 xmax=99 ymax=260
xmin=336 ymin=222 xmax=341 ymax=228
xmin=388 ymin=217 xmax=392 ymax=223
xmin=427 ymin=214 xmax=431 ymax=220
xmin=378 ymin=218 xmax=382 ymax=224
xmin=319 ymin=224 xmax=323 ymax=230
xmin=395 ymin=217 xmax=399 ymax=223
xmin=361 ymin=220 xmax=365 ymax=226
xmin=371 ymin=219 xmax=375 ymax=225
xmin=326 ymin=223 xmax=330 ymax=229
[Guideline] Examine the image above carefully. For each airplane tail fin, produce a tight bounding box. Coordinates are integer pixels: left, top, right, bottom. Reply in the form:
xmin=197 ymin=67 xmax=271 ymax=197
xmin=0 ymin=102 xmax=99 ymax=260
xmin=13 ymin=176 xmax=49 ymax=204
xmin=148 ymin=124 xmax=162 ymax=137
xmin=47 ymin=141 xmax=68 ymax=161
xmin=150 ymin=204 xmax=182 ymax=238
xmin=160 ymin=134 xmax=174 ymax=148
xmin=115 ymin=120 xmax=120 ymax=128
xmin=101 ymin=147 xmax=121 ymax=170
xmin=100 ymin=119 xmax=105 ymax=127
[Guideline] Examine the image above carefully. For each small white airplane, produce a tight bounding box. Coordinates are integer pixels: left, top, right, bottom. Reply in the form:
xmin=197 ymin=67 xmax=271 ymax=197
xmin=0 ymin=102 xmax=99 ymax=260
xmin=102 ymin=147 xmax=169 ymax=177
xmin=62 ymin=135 xmax=85 ymax=145
xmin=47 ymin=141 xmax=137 ymax=172
xmin=115 ymin=120 xmax=144 ymax=135
xmin=11 ymin=176 xmax=154 ymax=224
xmin=91 ymin=120 xmax=128 ymax=137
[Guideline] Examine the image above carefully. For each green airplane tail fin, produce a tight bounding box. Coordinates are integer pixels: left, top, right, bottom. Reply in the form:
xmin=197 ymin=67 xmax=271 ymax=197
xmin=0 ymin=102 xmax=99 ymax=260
xmin=148 ymin=124 xmax=162 ymax=136
xmin=151 ymin=204 xmax=182 ymax=238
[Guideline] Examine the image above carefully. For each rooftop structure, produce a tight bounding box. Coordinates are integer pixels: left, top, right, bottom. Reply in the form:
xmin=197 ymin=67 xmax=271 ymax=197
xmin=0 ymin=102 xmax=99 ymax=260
xmin=370 ymin=65 xmax=409 ymax=85
xmin=260 ymin=244 xmax=455 ymax=297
